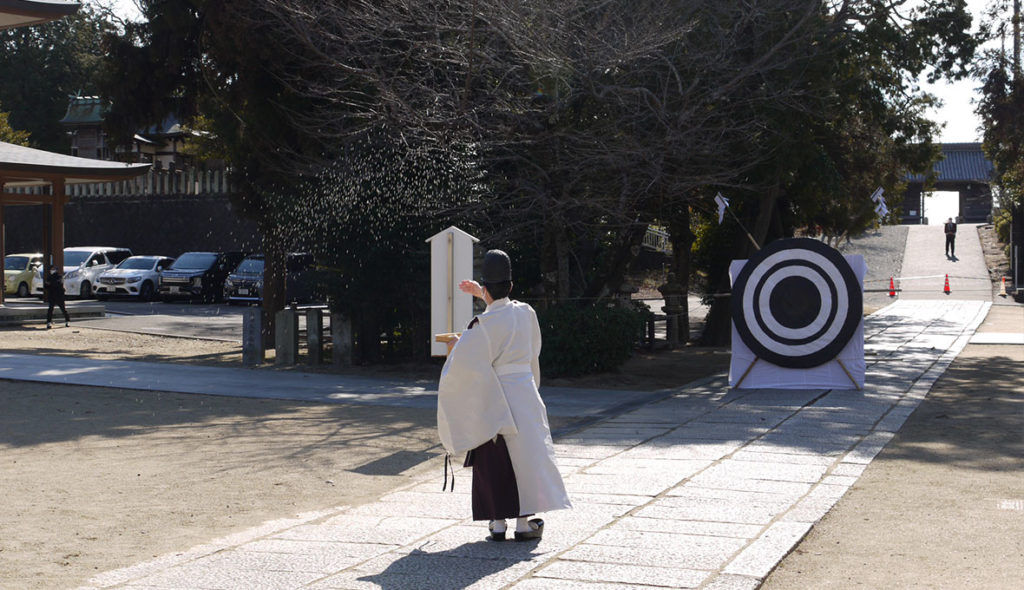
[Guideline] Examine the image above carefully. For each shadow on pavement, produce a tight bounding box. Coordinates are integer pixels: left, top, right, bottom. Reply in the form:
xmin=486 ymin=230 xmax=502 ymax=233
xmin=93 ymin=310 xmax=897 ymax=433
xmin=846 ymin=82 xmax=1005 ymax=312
xmin=356 ymin=542 xmax=539 ymax=589
xmin=878 ymin=349 xmax=1024 ymax=471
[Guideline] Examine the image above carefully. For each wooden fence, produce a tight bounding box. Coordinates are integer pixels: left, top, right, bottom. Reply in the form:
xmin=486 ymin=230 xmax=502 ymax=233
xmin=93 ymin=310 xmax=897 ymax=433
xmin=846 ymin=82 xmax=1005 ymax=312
xmin=10 ymin=169 xmax=232 ymax=198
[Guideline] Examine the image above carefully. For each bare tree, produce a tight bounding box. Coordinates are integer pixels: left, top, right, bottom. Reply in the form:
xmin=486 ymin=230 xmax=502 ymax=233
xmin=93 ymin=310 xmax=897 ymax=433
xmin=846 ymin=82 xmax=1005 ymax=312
xmin=252 ymin=0 xmax=835 ymax=304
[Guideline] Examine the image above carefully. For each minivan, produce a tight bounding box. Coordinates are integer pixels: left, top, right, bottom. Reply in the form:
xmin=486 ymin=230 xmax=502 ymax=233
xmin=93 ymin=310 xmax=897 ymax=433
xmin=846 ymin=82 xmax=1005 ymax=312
xmin=32 ymin=247 xmax=132 ymax=299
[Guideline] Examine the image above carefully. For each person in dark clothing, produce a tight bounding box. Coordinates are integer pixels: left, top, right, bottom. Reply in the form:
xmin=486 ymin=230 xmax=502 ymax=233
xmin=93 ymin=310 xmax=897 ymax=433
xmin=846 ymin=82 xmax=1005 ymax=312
xmin=44 ymin=267 xmax=70 ymax=329
xmin=944 ymin=217 xmax=957 ymax=257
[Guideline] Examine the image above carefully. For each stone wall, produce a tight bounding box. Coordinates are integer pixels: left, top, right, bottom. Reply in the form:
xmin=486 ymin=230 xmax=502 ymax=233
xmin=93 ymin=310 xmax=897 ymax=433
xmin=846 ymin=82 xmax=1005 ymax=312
xmin=3 ymin=193 xmax=261 ymax=258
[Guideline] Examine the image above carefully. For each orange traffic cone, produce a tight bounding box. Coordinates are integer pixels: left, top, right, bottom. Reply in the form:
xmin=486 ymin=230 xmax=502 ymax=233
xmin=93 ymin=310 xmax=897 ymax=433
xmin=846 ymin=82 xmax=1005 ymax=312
xmin=943 ymin=274 xmax=951 ymax=295
xmin=999 ymin=276 xmax=1008 ymax=298
xmin=888 ymin=277 xmax=896 ymax=297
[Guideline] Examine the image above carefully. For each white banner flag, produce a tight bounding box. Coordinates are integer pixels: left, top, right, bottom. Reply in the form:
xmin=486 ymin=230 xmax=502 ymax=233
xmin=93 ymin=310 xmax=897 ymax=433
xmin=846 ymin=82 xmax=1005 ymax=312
xmin=714 ymin=193 xmax=729 ymax=225
xmin=869 ymin=187 xmax=886 ymax=219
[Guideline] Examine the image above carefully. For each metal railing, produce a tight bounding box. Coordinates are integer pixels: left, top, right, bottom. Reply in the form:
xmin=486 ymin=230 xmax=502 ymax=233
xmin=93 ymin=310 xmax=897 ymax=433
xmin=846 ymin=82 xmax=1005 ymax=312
xmin=642 ymin=226 xmax=672 ymax=253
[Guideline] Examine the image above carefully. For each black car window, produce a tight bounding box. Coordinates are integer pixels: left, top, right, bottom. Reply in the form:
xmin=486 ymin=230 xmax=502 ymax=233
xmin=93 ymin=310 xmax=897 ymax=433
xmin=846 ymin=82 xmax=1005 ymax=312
xmin=4 ymin=256 xmax=29 ymax=270
xmin=234 ymin=258 xmax=264 ymax=273
xmin=172 ymin=253 xmax=218 ymax=270
xmin=107 ymin=250 xmax=131 ymax=265
xmin=118 ymin=257 xmax=157 ymax=270
xmin=64 ymin=251 xmax=90 ymax=267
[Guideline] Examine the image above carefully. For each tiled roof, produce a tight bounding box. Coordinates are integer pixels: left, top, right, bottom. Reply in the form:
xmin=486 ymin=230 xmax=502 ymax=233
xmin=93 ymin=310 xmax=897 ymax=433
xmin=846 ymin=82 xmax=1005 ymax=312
xmin=62 ymin=99 xmax=186 ymax=138
xmin=0 ymin=140 xmax=150 ymax=185
xmin=908 ymin=143 xmax=994 ymax=184
xmin=141 ymin=114 xmax=185 ymax=137
xmin=59 ymin=96 xmax=106 ymax=126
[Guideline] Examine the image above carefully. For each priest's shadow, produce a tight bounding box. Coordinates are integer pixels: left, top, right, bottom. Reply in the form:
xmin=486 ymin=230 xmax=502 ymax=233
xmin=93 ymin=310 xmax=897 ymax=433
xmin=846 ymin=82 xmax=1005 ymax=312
xmin=356 ymin=540 xmax=541 ymax=589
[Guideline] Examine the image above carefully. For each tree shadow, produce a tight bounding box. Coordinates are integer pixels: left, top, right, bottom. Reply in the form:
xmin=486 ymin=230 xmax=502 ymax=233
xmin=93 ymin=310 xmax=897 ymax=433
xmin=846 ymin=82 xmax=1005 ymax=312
xmin=877 ymin=351 xmax=1024 ymax=471
xmin=0 ymin=379 xmax=440 ymax=472
xmin=356 ymin=541 xmax=540 ymax=589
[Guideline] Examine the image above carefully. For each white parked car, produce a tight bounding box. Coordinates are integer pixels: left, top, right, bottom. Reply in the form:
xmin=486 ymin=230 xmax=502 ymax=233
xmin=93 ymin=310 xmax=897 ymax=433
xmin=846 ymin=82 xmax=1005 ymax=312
xmin=33 ymin=247 xmax=133 ymax=299
xmin=95 ymin=255 xmax=176 ymax=301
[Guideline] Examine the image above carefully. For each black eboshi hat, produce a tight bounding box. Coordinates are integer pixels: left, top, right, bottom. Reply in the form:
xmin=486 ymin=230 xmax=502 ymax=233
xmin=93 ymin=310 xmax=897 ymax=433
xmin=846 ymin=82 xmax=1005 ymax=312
xmin=480 ymin=249 xmax=512 ymax=284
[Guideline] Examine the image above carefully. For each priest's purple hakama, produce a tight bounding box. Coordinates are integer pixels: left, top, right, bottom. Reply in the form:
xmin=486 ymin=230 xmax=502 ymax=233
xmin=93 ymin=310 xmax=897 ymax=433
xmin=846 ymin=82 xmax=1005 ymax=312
xmin=437 ymin=298 xmax=571 ymax=520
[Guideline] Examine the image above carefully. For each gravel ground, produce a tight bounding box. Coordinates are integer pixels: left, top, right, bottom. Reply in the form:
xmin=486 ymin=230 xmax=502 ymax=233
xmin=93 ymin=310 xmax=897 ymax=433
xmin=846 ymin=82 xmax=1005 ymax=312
xmin=977 ymin=223 xmax=1015 ymax=301
xmin=834 ymin=224 xmax=908 ymax=313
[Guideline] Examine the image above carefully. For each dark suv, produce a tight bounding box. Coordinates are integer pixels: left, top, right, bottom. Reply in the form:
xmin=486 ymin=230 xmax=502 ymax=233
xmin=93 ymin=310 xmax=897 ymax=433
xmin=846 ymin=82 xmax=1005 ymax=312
xmin=224 ymin=252 xmax=317 ymax=305
xmin=158 ymin=251 xmax=245 ymax=303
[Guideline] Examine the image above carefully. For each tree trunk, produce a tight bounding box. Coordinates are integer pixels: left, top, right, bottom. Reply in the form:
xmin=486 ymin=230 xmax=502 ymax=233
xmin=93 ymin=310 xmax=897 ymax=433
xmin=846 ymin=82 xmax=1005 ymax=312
xmin=699 ymin=188 xmax=780 ymax=346
xmin=555 ymin=227 xmax=571 ymax=302
xmin=582 ymin=223 xmax=646 ymax=301
xmin=261 ymin=225 xmax=287 ymax=349
xmin=667 ymin=206 xmax=696 ymax=340
xmin=356 ymin=304 xmax=381 ymax=363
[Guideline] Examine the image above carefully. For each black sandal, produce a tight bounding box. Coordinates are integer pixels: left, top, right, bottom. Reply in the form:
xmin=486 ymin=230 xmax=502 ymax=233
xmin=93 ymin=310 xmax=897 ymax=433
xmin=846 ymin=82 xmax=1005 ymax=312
xmin=513 ymin=518 xmax=544 ymax=541
xmin=488 ymin=521 xmax=507 ymax=542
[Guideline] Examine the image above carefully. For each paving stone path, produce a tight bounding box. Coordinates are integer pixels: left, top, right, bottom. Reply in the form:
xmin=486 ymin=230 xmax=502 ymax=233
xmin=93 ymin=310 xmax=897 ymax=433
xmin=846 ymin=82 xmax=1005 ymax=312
xmin=73 ymin=298 xmax=989 ymax=590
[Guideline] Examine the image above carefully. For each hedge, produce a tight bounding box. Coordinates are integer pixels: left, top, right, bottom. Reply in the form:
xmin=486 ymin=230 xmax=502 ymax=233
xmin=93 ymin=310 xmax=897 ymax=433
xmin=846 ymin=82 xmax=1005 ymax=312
xmin=537 ymin=302 xmax=649 ymax=378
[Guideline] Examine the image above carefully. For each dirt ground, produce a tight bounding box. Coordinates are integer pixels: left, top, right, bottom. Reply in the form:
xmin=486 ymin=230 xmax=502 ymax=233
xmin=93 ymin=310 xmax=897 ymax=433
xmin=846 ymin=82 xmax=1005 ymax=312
xmin=0 ymin=382 xmax=446 ymax=590
xmin=0 ymin=322 xmax=730 ymax=590
xmin=761 ymin=305 xmax=1024 ymax=589
xmin=0 ymin=321 xmax=731 ymax=388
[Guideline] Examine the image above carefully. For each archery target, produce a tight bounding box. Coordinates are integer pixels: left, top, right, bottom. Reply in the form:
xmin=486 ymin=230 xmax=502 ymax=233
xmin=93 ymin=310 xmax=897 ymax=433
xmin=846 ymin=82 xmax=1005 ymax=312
xmin=731 ymin=238 xmax=862 ymax=368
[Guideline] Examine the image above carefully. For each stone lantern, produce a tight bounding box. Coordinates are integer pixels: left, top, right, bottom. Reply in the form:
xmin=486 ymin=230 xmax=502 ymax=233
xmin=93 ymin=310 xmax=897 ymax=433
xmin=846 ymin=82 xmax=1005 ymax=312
xmin=658 ymin=272 xmax=686 ymax=348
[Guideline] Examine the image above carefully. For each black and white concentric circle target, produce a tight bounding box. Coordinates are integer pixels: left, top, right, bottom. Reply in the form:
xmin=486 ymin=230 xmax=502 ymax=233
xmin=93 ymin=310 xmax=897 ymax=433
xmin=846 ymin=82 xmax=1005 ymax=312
xmin=731 ymin=238 xmax=862 ymax=369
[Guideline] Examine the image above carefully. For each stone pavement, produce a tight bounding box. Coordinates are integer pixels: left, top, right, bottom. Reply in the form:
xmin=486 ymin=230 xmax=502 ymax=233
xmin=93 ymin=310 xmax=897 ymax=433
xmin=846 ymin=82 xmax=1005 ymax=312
xmin=67 ymin=298 xmax=990 ymax=590
xmin=895 ymin=224 xmax=991 ymax=301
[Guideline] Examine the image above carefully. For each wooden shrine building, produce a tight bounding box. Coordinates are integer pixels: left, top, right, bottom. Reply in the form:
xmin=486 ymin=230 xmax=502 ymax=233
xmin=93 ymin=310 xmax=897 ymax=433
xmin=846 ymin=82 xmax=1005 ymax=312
xmin=0 ymin=0 xmax=151 ymax=305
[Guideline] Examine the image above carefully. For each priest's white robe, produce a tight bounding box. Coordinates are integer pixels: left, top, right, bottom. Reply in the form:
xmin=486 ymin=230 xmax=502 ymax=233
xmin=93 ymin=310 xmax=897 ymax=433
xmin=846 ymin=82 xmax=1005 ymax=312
xmin=437 ymin=298 xmax=571 ymax=516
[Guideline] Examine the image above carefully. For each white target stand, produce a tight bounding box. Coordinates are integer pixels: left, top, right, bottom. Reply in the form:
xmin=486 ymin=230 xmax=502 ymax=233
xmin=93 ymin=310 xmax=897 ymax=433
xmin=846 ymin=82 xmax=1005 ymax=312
xmin=728 ymin=238 xmax=866 ymax=390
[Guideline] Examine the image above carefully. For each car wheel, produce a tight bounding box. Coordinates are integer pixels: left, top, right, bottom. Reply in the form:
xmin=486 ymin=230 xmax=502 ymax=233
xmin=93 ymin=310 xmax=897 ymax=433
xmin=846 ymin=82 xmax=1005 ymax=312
xmin=17 ymin=282 xmax=29 ymax=298
xmin=140 ymin=281 xmax=155 ymax=301
xmin=80 ymin=281 xmax=92 ymax=299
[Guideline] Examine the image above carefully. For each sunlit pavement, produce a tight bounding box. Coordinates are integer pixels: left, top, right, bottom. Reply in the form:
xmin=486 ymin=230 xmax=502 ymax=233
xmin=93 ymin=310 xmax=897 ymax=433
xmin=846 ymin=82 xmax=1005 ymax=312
xmin=894 ymin=224 xmax=991 ymax=301
xmin=65 ymin=298 xmax=989 ymax=590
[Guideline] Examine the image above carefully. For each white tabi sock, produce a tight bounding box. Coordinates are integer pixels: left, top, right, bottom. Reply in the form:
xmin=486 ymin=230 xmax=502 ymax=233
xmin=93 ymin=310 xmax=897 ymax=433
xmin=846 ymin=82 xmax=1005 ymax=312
xmin=489 ymin=519 xmax=507 ymax=533
xmin=515 ymin=516 xmax=532 ymax=533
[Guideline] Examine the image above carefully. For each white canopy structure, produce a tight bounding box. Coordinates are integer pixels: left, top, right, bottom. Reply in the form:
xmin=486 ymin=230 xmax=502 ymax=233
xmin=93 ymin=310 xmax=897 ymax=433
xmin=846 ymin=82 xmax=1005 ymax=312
xmin=0 ymin=0 xmax=80 ymax=30
xmin=0 ymin=0 xmax=151 ymax=305
xmin=0 ymin=143 xmax=151 ymax=303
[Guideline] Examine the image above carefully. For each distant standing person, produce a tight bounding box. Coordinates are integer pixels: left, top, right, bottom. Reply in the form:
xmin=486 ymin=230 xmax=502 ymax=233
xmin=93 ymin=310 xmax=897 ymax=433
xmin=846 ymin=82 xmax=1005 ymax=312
xmin=44 ymin=266 xmax=70 ymax=329
xmin=437 ymin=249 xmax=571 ymax=542
xmin=944 ymin=217 xmax=957 ymax=258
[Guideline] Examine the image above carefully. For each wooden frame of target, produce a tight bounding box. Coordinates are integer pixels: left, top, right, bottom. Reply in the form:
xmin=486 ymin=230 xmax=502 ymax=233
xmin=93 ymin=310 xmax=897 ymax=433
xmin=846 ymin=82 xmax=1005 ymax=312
xmin=729 ymin=238 xmax=866 ymax=390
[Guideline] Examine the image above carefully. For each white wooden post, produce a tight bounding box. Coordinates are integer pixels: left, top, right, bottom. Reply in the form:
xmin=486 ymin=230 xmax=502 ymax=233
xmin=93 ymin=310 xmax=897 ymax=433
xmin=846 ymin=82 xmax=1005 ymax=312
xmin=426 ymin=226 xmax=478 ymax=356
